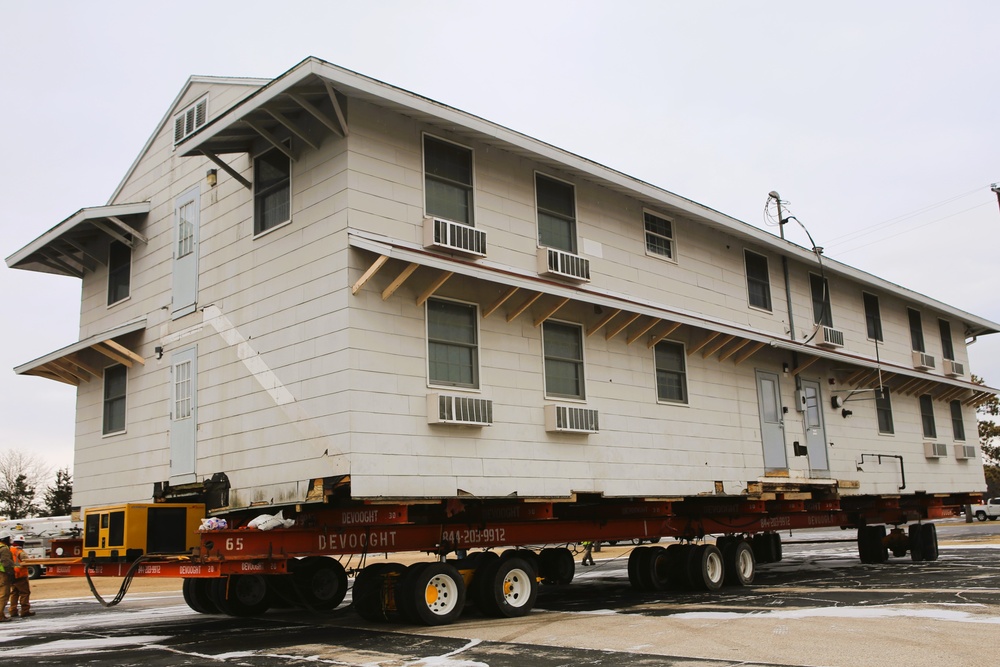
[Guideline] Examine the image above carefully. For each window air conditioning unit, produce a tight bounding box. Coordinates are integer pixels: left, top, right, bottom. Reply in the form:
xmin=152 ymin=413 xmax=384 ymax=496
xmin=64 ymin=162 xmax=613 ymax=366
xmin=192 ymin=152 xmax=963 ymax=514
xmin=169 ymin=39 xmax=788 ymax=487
xmin=817 ymin=326 xmax=845 ymax=349
xmin=545 ymin=404 xmax=599 ymax=434
xmin=423 ymin=217 xmax=487 ymax=257
xmin=943 ymin=359 xmax=964 ymax=377
xmin=955 ymin=444 xmax=976 ymax=460
xmin=537 ymin=247 xmax=590 ymax=282
xmin=427 ymin=394 xmax=493 ymax=427
xmin=912 ymin=351 xmax=936 ymax=370
xmin=923 ymin=442 xmax=949 ymax=458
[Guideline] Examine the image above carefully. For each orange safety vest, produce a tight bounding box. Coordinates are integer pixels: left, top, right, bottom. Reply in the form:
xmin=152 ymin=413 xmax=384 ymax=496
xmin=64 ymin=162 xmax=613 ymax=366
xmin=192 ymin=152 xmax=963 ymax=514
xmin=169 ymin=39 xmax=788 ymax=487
xmin=9 ymin=546 xmax=27 ymax=579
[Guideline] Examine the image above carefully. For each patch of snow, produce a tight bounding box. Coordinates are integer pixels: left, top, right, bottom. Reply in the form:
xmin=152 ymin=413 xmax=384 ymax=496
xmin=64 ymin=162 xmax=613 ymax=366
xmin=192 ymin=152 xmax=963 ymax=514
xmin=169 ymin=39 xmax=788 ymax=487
xmin=5 ymin=635 xmax=171 ymax=656
xmin=673 ymin=605 xmax=1000 ymax=624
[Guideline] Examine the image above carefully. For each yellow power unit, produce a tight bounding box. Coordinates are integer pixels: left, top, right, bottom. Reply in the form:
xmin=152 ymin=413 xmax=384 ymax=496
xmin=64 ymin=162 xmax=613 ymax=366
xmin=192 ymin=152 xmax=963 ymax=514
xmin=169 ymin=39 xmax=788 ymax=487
xmin=83 ymin=503 xmax=205 ymax=561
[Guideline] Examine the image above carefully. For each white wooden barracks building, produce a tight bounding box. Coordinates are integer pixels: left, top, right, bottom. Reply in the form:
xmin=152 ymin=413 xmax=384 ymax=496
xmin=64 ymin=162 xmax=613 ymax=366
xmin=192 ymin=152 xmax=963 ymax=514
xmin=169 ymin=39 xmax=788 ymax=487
xmin=8 ymin=57 xmax=998 ymax=512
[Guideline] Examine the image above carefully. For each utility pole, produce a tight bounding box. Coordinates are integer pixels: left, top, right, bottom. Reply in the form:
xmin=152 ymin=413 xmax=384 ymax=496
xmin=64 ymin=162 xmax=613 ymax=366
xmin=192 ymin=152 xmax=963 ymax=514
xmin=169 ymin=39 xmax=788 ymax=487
xmin=992 ymin=183 xmax=1000 ymax=215
xmin=769 ymin=191 xmax=796 ymax=341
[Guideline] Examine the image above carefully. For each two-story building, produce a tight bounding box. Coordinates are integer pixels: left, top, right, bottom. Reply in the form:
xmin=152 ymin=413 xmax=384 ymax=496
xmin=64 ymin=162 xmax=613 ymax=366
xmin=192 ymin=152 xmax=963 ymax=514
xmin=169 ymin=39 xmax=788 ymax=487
xmin=7 ymin=57 xmax=998 ymax=513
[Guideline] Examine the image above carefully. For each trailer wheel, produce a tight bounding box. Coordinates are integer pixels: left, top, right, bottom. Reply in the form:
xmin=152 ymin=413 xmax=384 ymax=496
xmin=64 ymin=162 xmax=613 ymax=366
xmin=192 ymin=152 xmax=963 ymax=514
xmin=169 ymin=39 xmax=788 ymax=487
xmin=688 ymin=544 xmax=725 ymax=591
xmin=182 ymin=578 xmax=220 ymax=614
xmin=396 ymin=562 xmax=465 ymax=626
xmin=643 ymin=546 xmax=674 ymax=591
xmin=627 ymin=546 xmax=649 ymax=590
xmin=539 ymin=548 xmax=575 ymax=585
xmin=26 ymin=564 xmax=43 ymax=580
xmin=212 ymin=574 xmax=270 ymax=617
xmin=500 ymin=548 xmax=539 ymax=575
xmin=858 ymin=525 xmax=888 ymax=564
xmin=476 ymin=557 xmax=538 ymax=618
xmin=722 ymin=540 xmax=755 ymax=586
xmin=751 ymin=533 xmax=781 ymax=564
xmin=294 ymin=557 xmax=348 ymax=610
xmin=353 ymin=563 xmax=405 ymax=622
xmin=908 ymin=524 xmax=924 ymax=562
xmin=920 ymin=523 xmax=939 ymax=561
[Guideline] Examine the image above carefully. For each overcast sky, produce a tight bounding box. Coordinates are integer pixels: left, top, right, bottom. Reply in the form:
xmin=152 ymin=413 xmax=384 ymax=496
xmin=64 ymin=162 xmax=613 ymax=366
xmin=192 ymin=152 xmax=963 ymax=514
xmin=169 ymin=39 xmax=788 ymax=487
xmin=2 ymin=1 xmax=998 ymax=480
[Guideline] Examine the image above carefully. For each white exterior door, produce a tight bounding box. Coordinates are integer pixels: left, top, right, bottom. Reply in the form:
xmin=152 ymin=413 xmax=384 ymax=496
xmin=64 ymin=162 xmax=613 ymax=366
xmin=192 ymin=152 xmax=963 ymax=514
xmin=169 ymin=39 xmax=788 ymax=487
xmin=800 ymin=379 xmax=830 ymax=475
xmin=172 ymin=187 xmax=200 ymax=319
xmin=170 ymin=347 xmax=198 ymax=484
xmin=756 ymin=370 xmax=787 ymax=470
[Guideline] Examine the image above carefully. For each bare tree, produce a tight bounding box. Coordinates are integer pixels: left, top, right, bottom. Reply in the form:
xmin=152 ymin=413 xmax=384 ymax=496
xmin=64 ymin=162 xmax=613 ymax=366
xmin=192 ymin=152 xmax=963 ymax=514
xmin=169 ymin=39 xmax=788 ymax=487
xmin=0 ymin=449 xmax=50 ymax=519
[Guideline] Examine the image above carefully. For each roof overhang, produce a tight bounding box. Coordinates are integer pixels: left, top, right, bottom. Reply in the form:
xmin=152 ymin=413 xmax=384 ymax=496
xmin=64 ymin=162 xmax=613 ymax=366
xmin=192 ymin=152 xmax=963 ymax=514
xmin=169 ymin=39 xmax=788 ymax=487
xmin=5 ymin=202 xmax=150 ymax=277
xmin=348 ymin=229 xmax=998 ymax=407
xmin=14 ymin=318 xmax=147 ymax=385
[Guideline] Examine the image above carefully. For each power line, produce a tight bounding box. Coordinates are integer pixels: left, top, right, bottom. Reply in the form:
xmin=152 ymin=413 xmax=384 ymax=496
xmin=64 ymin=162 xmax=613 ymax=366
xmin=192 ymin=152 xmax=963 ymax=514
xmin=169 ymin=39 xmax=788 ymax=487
xmin=833 ymin=201 xmax=994 ymax=256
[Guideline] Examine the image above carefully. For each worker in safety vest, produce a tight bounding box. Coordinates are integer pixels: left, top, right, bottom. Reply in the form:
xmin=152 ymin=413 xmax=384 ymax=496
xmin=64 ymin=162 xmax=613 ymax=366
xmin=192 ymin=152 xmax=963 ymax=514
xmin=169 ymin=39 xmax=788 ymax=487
xmin=8 ymin=535 xmax=33 ymax=618
xmin=0 ymin=533 xmax=13 ymax=622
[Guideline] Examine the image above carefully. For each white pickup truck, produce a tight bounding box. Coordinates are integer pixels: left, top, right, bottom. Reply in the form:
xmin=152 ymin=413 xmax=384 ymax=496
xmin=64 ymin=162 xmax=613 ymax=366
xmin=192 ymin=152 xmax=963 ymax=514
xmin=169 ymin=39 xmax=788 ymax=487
xmin=972 ymin=498 xmax=1000 ymax=521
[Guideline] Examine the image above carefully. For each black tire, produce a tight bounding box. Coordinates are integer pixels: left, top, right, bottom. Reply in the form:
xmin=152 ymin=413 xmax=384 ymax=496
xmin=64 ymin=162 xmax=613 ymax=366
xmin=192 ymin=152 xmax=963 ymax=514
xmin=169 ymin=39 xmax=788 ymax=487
xmin=500 ymin=548 xmax=539 ymax=575
xmin=975 ymin=511 xmax=987 ymax=521
xmin=908 ymin=524 xmax=924 ymax=562
xmin=722 ymin=540 xmax=755 ymax=586
xmin=211 ymin=574 xmax=271 ymax=617
xmin=688 ymin=544 xmax=725 ymax=592
xmin=476 ymin=557 xmax=538 ymax=618
xmin=920 ymin=523 xmax=939 ymax=561
xmin=669 ymin=544 xmax=696 ymax=589
xmin=182 ymin=578 xmax=206 ymax=613
xmin=293 ymin=557 xmax=348 ymax=610
xmin=858 ymin=525 xmax=888 ymax=564
xmin=627 ymin=546 xmax=649 ymax=590
xmin=539 ymin=548 xmax=575 ymax=585
xmin=751 ymin=533 xmax=781 ymax=564
xmin=990 ymin=516 xmax=998 ymax=521
xmin=353 ymin=562 xmax=405 ymax=622
xmin=643 ymin=546 xmax=672 ymax=591
xmin=396 ymin=562 xmax=465 ymax=626
xmin=26 ymin=564 xmax=43 ymax=580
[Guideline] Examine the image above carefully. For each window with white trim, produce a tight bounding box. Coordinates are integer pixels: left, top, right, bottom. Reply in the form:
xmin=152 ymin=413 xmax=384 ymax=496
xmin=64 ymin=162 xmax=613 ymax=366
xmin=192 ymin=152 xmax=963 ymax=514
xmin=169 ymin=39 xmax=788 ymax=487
xmin=744 ymin=250 xmax=772 ymax=311
xmin=536 ymin=174 xmax=577 ymax=253
xmin=875 ymin=387 xmax=894 ymax=434
xmin=177 ymin=200 xmax=195 ymax=258
xmin=939 ymin=319 xmax=955 ymax=361
xmin=810 ymin=273 xmax=832 ymax=326
xmin=173 ymin=359 xmax=193 ymax=420
xmin=950 ymin=400 xmax=965 ymax=441
xmin=654 ymin=341 xmax=688 ymax=403
xmin=173 ymin=97 xmax=207 ymax=144
xmin=424 ymin=135 xmax=474 ymax=225
xmin=254 ymin=146 xmax=291 ymax=235
xmin=919 ymin=394 xmax=936 ymax=439
xmin=644 ymin=211 xmax=674 ymax=260
xmin=103 ymin=364 xmax=127 ymax=435
xmin=427 ymin=298 xmax=479 ymax=388
xmin=863 ymin=292 xmax=883 ymax=342
xmin=908 ymin=308 xmax=925 ymax=352
xmin=543 ymin=321 xmax=585 ymax=399
xmin=107 ymin=241 xmax=131 ymax=306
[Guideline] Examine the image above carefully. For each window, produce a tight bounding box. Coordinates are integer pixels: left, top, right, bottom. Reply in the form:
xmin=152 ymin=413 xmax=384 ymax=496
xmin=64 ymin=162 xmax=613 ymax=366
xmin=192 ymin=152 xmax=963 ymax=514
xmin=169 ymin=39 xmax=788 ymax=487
xmin=744 ymin=250 xmax=772 ymax=311
xmin=254 ymin=146 xmax=291 ymax=235
xmin=103 ymin=364 xmax=127 ymax=435
xmin=177 ymin=200 xmax=195 ymax=259
xmin=543 ymin=321 xmax=585 ymax=399
xmin=950 ymin=400 xmax=965 ymax=441
xmin=863 ymin=292 xmax=883 ymax=342
xmin=173 ymin=97 xmax=207 ymax=144
xmin=875 ymin=387 xmax=894 ymax=434
xmin=536 ymin=174 xmax=577 ymax=253
xmin=919 ymin=394 xmax=936 ymax=439
xmin=654 ymin=341 xmax=688 ymax=403
xmin=174 ymin=360 xmax=193 ymax=420
xmin=810 ymin=274 xmax=832 ymax=326
xmin=427 ymin=299 xmax=479 ymax=388
xmin=107 ymin=241 xmax=131 ymax=306
xmin=939 ymin=319 xmax=955 ymax=361
xmin=424 ymin=135 xmax=474 ymax=225
xmin=644 ymin=211 xmax=674 ymax=260
xmin=908 ymin=308 xmax=925 ymax=352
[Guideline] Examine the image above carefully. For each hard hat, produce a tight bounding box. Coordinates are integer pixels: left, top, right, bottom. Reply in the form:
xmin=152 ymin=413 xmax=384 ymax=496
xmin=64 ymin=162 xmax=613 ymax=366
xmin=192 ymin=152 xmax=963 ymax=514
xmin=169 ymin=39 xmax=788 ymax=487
xmin=0 ymin=532 xmax=9 ymax=542
xmin=10 ymin=535 xmax=23 ymax=544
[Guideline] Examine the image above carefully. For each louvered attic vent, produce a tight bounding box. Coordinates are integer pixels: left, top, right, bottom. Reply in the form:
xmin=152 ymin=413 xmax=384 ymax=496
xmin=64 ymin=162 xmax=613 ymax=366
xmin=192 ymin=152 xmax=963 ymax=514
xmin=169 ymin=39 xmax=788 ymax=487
xmin=423 ymin=217 xmax=487 ymax=257
xmin=817 ymin=326 xmax=845 ymax=349
xmin=174 ymin=98 xmax=208 ymax=144
xmin=545 ymin=404 xmax=599 ymax=434
xmin=427 ymin=393 xmax=493 ymax=426
xmin=537 ymin=247 xmax=590 ymax=282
